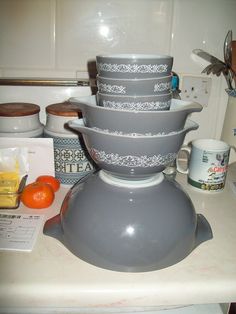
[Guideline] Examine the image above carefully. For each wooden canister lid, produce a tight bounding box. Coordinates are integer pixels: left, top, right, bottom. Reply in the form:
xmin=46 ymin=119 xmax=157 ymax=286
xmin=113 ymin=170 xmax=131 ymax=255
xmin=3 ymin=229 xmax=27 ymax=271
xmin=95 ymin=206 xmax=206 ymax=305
xmin=46 ymin=101 xmax=82 ymax=118
xmin=0 ymin=102 xmax=40 ymax=117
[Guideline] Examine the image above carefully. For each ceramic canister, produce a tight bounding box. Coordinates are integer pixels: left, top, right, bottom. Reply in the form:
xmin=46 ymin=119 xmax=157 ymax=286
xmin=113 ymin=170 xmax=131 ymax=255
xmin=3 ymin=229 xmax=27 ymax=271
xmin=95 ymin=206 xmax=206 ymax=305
xmin=0 ymin=102 xmax=44 ymax=137
xmin=44 ymin=101 xmax=94 ymax=186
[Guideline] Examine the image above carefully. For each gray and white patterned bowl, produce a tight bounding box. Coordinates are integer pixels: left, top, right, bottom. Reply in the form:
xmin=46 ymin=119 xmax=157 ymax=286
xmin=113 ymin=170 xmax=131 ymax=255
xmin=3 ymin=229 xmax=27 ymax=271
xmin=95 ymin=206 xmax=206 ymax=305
xmin=69 ymin=95 xmax=202 ymax=135
xmin=96 ymin=54 xmax=173 ymax=79
xmin=97 ymin=92 xmax=172 ymax=111
xmin=97 ymin=75 xmax=172 ymax=96
xmin=68 ymin=119 xmax=199 ymax=179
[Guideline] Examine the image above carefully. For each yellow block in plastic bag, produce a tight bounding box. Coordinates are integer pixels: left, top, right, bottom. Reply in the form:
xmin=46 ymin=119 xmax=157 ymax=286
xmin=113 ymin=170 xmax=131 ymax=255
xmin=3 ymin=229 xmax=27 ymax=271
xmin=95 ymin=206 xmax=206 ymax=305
xmin=0 ymin=172 xmax=20 ymax=208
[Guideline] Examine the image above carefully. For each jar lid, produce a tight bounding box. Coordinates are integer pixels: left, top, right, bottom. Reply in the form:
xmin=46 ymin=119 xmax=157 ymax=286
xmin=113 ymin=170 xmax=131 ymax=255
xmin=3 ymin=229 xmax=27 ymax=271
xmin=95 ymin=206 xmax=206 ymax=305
xmin=0 ymin=102 xmax=40 ymax=117
xmin=46 ymin=101 xmax=82 ymax=117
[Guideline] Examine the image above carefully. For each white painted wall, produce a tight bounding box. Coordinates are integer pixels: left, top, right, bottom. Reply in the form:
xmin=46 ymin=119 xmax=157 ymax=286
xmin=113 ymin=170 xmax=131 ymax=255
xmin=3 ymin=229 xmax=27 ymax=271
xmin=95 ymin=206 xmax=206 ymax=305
xmin=0 ymin=0 xmax=235 ymax=145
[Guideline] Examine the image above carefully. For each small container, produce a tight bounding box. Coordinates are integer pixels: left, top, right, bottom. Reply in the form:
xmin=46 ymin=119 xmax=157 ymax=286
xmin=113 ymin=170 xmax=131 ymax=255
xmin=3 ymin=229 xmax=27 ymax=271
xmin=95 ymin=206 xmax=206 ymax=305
xmin=0 ymin=102 xmax=44 ymax=137
xmin=44 ymin=101 xmax=95 ymax=186
xmin=0 ymin=175 xmax=27 ymax=209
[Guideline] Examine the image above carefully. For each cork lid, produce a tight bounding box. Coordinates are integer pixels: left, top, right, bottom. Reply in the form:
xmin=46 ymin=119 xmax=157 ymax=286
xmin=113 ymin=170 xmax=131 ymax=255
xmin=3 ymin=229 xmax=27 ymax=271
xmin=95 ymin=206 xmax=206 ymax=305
xmin=0 ymin=102 xmax=40 ymax=117
xmin=46 ymin=101 xmax=82 ymax=118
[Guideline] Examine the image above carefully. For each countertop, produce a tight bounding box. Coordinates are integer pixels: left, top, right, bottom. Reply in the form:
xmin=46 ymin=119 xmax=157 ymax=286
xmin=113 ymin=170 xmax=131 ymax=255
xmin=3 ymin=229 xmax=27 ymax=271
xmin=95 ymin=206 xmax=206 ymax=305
xmin=0 ymin=163 xmax=236 ymax=314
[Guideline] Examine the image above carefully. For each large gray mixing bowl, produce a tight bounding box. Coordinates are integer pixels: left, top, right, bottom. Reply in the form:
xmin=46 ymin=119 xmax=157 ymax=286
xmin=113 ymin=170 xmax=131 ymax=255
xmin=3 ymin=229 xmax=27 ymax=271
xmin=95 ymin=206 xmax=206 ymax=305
xmin=69 ymin=95 xmax=202 ymax=135
xmin=96 ymin=54 xmax=173 ymax=79
xmin=44 ymin=170 xmax=213 ymax=272
xmin=97 ymin=75 xmax=172 ymax=96
xmin=97 ymin=92 xmax=172 ymax=111
xmin=68 ymin=119 xmax=198 ymax=179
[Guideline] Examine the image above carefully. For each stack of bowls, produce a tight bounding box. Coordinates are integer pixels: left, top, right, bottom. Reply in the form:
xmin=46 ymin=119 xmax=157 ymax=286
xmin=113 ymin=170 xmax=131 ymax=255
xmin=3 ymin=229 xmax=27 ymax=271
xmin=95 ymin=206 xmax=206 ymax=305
xmin=68 ymin=54 xmax=202 ymax=180
xmin=96 ymin=54 xmax=173 ymax=111
xmin=69 ymin=95 xmax=202 ymax=180
xmin=44 ymin=55 xmax=210 ymax=273
xmin=45 ymin=86 xmax=210 ymax=273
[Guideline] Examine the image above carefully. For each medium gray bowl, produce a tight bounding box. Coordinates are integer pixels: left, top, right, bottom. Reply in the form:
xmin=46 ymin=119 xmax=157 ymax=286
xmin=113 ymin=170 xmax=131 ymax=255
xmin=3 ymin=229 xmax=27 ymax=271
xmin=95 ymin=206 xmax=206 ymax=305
xmin=69 ymin=95 xmax=202 ymax=135
xmin=97 ymin=75 xmax=172 ymax=96
xmin=96 ymin=54 xmax=173 ymax=79
xmin=97 ymin=92 xmax=172 ymax=111
xmin=68 ymin=119 xmax=198 ymax=179
xmin=44 ymin=170 xmax=213 ymax=272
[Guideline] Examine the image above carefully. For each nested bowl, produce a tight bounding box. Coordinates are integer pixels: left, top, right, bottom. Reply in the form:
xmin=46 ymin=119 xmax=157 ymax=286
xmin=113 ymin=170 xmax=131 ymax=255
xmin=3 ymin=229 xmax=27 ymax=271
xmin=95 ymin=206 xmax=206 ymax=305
xmin=97 ymin=75 xmax=172 ymax=96
xmin=69 ymin=95 xmax=202 ymax=135
xmin=68 ymin=119 xmax=198 ymax=179
xmin=96 ymin=54 xmax=173 ymax=79
xmin=97 ymin=92 xmax=172 ymax=111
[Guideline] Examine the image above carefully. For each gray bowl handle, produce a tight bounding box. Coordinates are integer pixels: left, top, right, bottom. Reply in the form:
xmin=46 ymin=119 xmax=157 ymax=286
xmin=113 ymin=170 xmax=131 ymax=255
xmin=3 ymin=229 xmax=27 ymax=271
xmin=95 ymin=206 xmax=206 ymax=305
xmin=43 ymin=214 xmax=64 ymax=243
xmin=195 ymin=214 xmax=213 ymax=248
xmin=184 ymin=102 xmax=203 ymax=114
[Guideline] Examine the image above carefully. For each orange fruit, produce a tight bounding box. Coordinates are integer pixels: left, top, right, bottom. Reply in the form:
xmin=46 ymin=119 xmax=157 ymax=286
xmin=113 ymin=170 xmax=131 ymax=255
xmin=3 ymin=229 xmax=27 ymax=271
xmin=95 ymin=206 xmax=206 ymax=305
xmin=21 ymin=182 xmax=55 ymax=209
xmin=36 ymin=175 xmax=60 ymax=192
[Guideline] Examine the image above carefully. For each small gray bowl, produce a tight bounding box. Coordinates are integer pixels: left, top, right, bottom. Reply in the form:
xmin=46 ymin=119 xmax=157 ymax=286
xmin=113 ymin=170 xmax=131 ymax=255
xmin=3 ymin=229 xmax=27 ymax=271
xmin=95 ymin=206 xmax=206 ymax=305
xmin=69 ymin=95 xmax=202 ymax=135
xmin=97 ymin=92 xmax=172 ymax=111
xmin=96 ymin=54 xmax=173 ymax=79
xmin=97 ymin=75 xmax=172 ymax=96
xmin=68 ymin=119 xmax=198 ymax=179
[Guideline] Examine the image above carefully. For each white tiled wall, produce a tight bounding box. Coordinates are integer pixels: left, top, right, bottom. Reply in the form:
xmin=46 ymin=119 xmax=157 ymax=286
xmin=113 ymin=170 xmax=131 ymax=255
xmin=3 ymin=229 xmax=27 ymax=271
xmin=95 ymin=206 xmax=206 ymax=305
xmin=0 ymin=0 xmax=236 ymax=145
xmin=0 ymin=0 xmax=55 ymax=69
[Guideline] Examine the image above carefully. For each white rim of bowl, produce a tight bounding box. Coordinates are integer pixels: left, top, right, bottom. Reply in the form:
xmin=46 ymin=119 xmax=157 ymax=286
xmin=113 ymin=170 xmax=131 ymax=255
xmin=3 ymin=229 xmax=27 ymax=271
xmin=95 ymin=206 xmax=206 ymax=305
xmin=97 ymin=91 xmax=172 ymax=99
xmin=70 ymin=95 xmax=198 ymax=115
xmin=96 ymin=54 xmax=173 ymax=59
xmin=96 ymin=74 xmax=172 ymax=82
xmin=70 ymin=118 xmax=197 ymax=139
xmin=99 ymin=170 xmax=164 ymax=188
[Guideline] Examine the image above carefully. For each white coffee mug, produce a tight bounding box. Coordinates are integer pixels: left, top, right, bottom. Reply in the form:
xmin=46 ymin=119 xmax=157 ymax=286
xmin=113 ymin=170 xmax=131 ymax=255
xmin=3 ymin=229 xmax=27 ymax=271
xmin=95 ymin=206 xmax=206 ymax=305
xmin=177 ymin=139 xmax=231 ymax=192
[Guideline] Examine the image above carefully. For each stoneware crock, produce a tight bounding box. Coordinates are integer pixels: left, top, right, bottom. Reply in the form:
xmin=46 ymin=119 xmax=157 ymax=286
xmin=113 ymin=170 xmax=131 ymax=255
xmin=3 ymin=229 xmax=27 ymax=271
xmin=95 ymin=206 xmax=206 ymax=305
xmin=69 ymin=95 xmax=202 ymax=135
xmin=43 ymin=170 xmax=213 ymax=272
xmin=44 ymin=101 xmax=95 ymax=186
xmin=0 ymin=102 xmax=44 ymax=137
